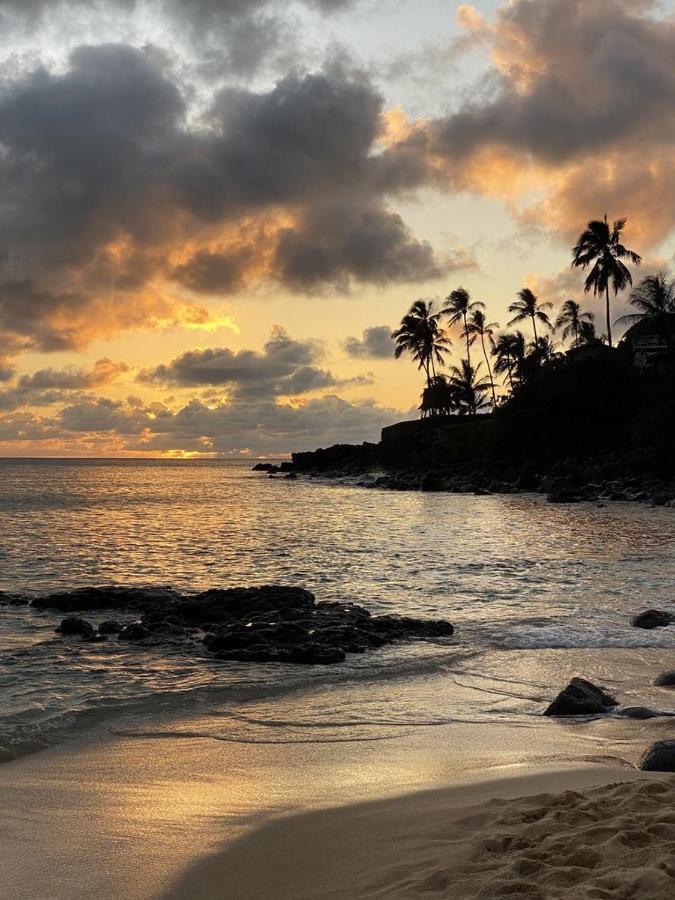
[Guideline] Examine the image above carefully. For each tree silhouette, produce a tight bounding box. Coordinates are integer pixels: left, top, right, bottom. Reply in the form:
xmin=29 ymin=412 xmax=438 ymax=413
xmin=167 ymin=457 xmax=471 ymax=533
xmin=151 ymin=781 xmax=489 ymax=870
xmin=616 ymin=274 xmax=675 ymax=346
xmin=448 ymin=360 xmax=492 ymax=415
xmin=392 ymin=300 xmax=451 ymax=390
xmin=571 ymin=215 xmax=641 ymax=348
xmin=555 ymin=300 xmax=594 ymax=349
xmin=578 ymin=320 xmax=602 ymax=346
xmin=508 ymin=288 xmax=552 ymax=342
xmin=420 ymin=375 xmax=455 ymax=418
xmin=463 ymin=308 xmax=499 ymax=407
xmin=442 ymin=287 xmax=485 ymax=368
xmin=492 ymin=331 xmax=526 ymax=391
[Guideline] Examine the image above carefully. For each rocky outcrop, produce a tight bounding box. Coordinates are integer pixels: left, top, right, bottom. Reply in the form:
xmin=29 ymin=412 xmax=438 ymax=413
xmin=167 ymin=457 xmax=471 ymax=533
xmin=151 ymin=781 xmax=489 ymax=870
xmin=31 ymin=584 xmax=454 ymax=666
xmin=654 ymin=671 xmax=675 ymax=686
xmin=543 ymin=677 xmax=619 ymax=717
xmin=631 ymin=609 xmax=674 ymax=629
xmin=639 ymin=740 xmax=675 ymax=772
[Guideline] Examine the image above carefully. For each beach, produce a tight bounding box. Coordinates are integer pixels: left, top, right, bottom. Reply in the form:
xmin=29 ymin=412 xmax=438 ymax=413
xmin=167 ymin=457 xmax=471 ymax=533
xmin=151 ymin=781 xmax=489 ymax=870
xmin=1 ymin=462 xmax=674 ymax=899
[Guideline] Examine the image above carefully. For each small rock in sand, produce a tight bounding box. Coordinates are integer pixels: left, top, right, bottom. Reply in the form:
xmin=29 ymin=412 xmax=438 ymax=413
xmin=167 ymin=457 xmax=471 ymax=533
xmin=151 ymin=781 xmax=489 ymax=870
xmin=639 ymin=740 xmax=675 ymax=772
xmin=631 ymin=609 xmax=674 ymax=629
xmin=544 ymin=677 xmax=618 ymax=717
xmin=654 ymin=670 xmax=675 ymax=687
xmin=55 ymin=617 xmax=95 ymax=638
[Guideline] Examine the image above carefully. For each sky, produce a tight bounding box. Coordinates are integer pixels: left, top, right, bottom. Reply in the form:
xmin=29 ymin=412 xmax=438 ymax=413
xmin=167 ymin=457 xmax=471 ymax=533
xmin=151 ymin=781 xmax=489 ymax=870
xmin=0 ymin=0 xmax=672 ymax=457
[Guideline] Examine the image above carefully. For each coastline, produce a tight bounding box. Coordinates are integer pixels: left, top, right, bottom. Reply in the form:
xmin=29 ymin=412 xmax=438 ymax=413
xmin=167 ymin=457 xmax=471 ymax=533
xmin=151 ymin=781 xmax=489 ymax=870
xmin=163 ymin=765 xmax=673 ymax=900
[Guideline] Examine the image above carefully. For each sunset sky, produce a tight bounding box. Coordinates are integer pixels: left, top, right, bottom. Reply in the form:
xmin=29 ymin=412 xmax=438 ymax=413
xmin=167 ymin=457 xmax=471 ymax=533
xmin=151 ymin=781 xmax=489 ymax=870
xmin=0 ymin=0 xmax=672 ymax=457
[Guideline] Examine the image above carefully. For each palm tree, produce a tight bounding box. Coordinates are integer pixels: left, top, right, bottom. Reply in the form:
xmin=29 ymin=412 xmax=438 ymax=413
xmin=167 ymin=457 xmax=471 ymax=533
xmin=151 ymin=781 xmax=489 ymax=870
xmin=392 ymin=299 xmax=451 ymax=388
xmin=420 ymin=375 xmax=455 ymax=418
xmin=492 ymin=331 xmax=526 ymax=392
xmin=571 ymin=215 xmax=641 ymax=348
xmin=508 ymin=288 xmax=552 ymax=342
xmin=442 ymin=287 xmax=485 ymax=367
xmin=616 ymin=273 xmax=675 ymax=345
xmin=555 ymin=300 xmax=594 ymax=349
xmin=463 ymin=309 xmax=499 ymax=407
xmin=447 ymin=360 xmax=492 ymax=416
xmin=578 ymin=320 xmax=602 ymax=346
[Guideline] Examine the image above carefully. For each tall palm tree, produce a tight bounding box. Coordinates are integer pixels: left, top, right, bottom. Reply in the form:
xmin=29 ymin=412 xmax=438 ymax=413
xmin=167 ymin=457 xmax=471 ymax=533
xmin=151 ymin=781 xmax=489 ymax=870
xmin=463 ymin=309 xmax=499 ymax=407
xmin=616 ymin=273 xmax=675 ymax=345
xmin=492 ymin=331 xmax=526 ymax=392
xmin=442 ymin=287 xmax=485 ymax=368
xmin=392 ymin=299 xmax=451 ymax=388
xmin=555 ymin=300 xmax=594 ymax=349
xmin=578 ymin=320 xmax=601 ymax=346
xmin=507 ymin=288 xmax=552 ymax=342
xmin=447 ymin=360 xmax=492 ymax=416
xmin=571 ymin=215 xmax=641 ymax=348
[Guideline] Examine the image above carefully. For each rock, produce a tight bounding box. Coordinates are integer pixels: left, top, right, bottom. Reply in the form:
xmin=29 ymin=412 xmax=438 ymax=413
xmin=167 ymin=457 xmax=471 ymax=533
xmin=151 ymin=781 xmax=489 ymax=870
xmin=288 ymin=643 xmax=346 ymax=665
xmin=98 ymin=620 xmax=122 ymax=635
xmin=32 ymin=586 xmax=183 ymax=613
xmin=639 ymin=740 xmax=675 ymax=772
xmin=285 ymin=472 xmax=298 ymax=480
xmin=631 ymin=609 xmax=674 ymax=629
xmin=118 ymin=622 xmax=151 ymax=641
xmin=55 ymin=617 xmax=95 ymax=638
xmin=654 ymin=671 xmax=675 ymax=686
xmin=544 ymin=677 xmax=619 ymax=716
xmin=616 ymin=706 xmax=671 ymax=720
xmin=547 ymin=489 xmax=582 ymax=504
xmin=421 ymin=471 xmax=445 ymax=492
xmin=252 ymin=463 xmax=278 ymax=472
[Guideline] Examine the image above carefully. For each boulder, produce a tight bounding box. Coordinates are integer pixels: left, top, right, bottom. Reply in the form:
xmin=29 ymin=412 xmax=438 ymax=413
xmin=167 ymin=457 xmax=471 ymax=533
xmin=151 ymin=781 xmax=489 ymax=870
xmin=252 ymin=463 xmax=278 ymax=472
xmin=616 ymin=706 xmax=671 ymax=720
xmin=288 ymin=643 xmax=346 ymax=665
xmin=544 ymin=677 xmax=618 ymax=716
xmin=118 ymin=622 xmax=151 ymax=641
xmin=639 ymin=740 xmax=675 ymax=772
xmin=631 ymin=609 xmax=674 ymax=629
xmin=98 ymin=620 xmax=122 ymax=635
xmin=654 ymin=671 xmax=675 ymax=687
xmin=55 ymin=617 xmax=95 ymax=638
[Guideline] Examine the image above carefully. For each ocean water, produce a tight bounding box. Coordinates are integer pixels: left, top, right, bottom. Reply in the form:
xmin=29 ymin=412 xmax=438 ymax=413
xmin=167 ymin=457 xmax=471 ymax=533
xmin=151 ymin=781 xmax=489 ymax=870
xmin=1 ymin=458 xmax=674 ymax=760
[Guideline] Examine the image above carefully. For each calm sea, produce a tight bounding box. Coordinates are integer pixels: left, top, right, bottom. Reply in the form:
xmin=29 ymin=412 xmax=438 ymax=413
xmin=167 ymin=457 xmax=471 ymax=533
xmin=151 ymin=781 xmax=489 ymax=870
xmin=1 ymin=459 xmax=674 ymax=759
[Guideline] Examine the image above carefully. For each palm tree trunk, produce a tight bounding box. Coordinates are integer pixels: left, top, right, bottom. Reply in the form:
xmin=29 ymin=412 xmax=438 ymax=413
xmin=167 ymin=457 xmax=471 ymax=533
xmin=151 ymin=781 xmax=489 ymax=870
xmin=531 ymin=314 xmax=538 ymax=343
xmin=463 ymin=312 xmax=471 ymax=367
xmin=574 ymin=323 xmax=579 ymax=349
xmin=605 ymin=283 xmax=613 ymax=347
xmin=480 ymin=334 xmax=497 ymax=408
xmin=506 ymin=357 xmax=514 ymax=391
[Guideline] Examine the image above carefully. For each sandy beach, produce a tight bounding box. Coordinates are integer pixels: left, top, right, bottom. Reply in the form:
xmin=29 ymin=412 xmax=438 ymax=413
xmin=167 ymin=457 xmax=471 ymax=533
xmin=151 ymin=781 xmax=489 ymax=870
xmin=2 ymin=670 xmax=674 ymax=900
xmin=164 ymin=768 xmax=675 ymax=900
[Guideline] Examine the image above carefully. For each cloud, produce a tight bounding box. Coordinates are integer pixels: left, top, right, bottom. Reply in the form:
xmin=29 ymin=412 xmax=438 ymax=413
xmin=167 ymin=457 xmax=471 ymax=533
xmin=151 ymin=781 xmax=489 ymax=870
xmin=0 ymin=46 xmax=450 ymax=356
xmin=382 ymin=0 xmax=675 ymax=247
xmin=140 ymin=326 xmax=373 ymax=399
xmin=0 ymin=391 xmax=398 ymax=456
xmin=0 ymin=357 xmax=129 ymax=411
xmin=343 ymin=326 xmax=393 ymax=359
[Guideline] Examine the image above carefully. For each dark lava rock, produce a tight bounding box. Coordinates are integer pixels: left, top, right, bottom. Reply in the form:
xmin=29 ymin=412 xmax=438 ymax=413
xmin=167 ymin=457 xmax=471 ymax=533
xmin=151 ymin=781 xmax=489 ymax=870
xmin=252 ymin=463 xmax=278 ymax=472
xmin=32 ymin=586 xmax=183 ymax=613
xmin=118 ymin=622 xmax=151 ymax=641
xmin=547 ymin=489 xmax=582 ymax=504
xmin=654 ymin=671 xmax=675 ymax=687
xmin=368 ymin=615 xmax=454 ymax=639
xmin=178 ymin=585 xmax=316 ymax=626
xmin=616 ymin=706 xmax=672 ymax=720
xmin=98 ymin=620 xmax=122 ymax=635
xmin=544 ymin=677 xmax=619 ymax=716
xmin=285 ymin=472 xmax=298 ymax=480
xmin=55 ymin=617 xmax=95 ymax=638
xmin=639 ymin=740 xmax=675 ymax=772
xmin=421 ymin=471 xmax=445 ymax=492
xmin=288 ymin=643 xmax=346 ymax=665
xmin=631 ymin=609 xmax=674 ymax=629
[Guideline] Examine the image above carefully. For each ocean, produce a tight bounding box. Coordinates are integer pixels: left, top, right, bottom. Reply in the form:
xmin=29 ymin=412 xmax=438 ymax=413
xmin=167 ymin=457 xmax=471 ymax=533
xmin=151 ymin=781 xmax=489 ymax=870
xmin=1 ymin=458 xmax=674 ymax=762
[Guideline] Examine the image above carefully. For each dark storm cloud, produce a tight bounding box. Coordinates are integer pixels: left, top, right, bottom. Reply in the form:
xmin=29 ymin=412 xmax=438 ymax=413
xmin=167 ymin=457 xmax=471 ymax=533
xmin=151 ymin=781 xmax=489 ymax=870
xmin=343 ymin=326 xmax=392 ymax=359
xmin=0 ymin=44 xmax=449 ymax=352
xmin=274 ymin=201 xmax=441 ymax=291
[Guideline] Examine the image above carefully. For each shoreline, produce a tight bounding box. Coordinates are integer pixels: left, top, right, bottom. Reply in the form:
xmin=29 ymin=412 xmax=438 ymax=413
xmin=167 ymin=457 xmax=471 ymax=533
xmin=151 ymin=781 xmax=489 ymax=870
xmin=162 ymin=764 xmax=673 ymax=900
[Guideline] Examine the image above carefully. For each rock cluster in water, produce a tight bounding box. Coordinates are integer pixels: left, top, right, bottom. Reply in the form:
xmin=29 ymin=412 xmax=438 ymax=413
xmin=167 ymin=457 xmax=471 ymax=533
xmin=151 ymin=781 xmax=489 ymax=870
xmin=25 ymin=585 xmax=454 ymax=665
